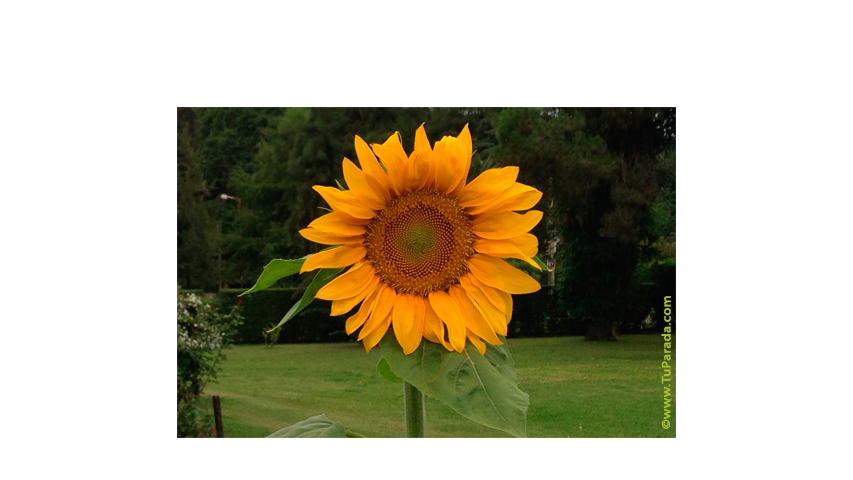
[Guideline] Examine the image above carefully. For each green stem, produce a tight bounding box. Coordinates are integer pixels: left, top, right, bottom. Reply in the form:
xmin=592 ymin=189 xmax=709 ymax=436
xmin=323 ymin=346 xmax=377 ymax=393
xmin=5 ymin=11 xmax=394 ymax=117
xmin=345 ymin=429 xmax=366 ymax=438
xmin=403 ymin=380 xmax=426 ymax=438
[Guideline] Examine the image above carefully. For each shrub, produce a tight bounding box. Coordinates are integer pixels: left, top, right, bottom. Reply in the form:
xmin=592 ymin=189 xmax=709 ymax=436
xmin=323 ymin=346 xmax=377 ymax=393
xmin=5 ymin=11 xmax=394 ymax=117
xmin=177 ymin=288 xmax=243 ymax=438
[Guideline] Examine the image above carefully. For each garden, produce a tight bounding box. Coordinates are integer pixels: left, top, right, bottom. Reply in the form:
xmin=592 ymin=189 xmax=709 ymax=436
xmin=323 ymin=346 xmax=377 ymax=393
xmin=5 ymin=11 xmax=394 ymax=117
xmin=177 ymin=107 xmax=676 ymax=438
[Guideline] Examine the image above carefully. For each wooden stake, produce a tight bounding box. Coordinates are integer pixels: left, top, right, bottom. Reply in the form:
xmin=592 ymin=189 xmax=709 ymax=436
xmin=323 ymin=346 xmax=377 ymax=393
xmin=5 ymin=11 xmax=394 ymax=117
xmin=213 ymin=396 xmax=224 ymax=438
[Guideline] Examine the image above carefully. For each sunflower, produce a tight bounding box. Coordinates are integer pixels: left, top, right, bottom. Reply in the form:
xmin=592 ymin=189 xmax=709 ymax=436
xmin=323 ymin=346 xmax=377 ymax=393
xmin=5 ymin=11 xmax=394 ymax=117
xmin=299 ymin=124 xmax=542 ymax=355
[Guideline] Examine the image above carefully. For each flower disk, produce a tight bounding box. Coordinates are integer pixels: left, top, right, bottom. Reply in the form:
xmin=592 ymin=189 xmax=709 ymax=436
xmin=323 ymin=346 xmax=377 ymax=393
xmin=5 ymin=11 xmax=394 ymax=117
xmin=366 ymin=190 xmax=474 ymax=297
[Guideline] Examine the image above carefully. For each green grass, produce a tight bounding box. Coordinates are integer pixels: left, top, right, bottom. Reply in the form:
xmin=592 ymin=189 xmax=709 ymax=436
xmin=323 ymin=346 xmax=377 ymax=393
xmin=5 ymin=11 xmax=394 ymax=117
xmin=203 ymin=335 xmax=675 ymax=438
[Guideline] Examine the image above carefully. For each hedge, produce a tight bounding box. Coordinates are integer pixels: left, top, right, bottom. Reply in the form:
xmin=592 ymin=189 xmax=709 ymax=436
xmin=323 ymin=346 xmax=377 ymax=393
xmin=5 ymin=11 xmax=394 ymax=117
xmin=216 ymin=289 xmax=348 ymax=344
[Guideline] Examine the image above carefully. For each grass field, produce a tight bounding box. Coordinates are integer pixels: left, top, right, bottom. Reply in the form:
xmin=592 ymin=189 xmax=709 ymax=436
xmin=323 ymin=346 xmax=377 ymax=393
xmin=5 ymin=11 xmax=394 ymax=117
xmin=203 ymin=335 xmax=675 ymax=438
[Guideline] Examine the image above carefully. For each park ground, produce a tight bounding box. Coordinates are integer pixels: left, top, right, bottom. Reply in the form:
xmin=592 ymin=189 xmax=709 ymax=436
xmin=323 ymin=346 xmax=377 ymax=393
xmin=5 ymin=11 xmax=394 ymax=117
xmin=204 ymin=334 xmax=675 ymax=438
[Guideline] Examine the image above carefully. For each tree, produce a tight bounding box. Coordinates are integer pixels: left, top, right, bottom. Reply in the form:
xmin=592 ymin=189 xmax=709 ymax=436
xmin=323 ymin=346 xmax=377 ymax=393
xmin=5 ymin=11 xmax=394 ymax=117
xmin=489 ymin=108 xmax=675 ymax=340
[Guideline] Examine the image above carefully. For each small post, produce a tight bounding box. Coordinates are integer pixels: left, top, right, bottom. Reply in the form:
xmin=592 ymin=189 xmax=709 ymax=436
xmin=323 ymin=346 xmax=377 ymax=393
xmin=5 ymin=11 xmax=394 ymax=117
xmin=213 ymin=396 xmax=224 ymax=438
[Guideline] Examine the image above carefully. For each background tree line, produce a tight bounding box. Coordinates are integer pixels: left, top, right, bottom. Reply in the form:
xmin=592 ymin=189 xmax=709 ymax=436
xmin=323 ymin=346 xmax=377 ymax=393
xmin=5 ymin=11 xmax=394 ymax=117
xmin=177 ymin=107 xmax=675 ymax=340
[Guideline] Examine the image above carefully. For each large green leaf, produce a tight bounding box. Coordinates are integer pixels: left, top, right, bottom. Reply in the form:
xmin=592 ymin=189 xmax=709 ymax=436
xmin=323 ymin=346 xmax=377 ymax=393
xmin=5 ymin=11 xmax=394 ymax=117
xmin=380 ymin=333 xmax=529 ymax=438
xmin=268 ymin=268 xmax=343 ymax=331
xmin=267 ymin=414 xmax=346 ymax=438
xmin=240 ymin=257 xmax=307 ymax=296
xmin=376 ymin=357 xmax=402 ymax=383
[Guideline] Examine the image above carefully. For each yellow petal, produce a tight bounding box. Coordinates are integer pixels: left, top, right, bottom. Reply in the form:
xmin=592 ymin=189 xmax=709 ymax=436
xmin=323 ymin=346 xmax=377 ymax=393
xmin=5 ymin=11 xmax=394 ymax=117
xmin=468 ymin=183 xmax=542 ymax=217
xmin=307 ymin=212 xmax=368 ymax=236
xmin=450 ymin=286 xmax=502 ymax=346
xmin=371 ymin=133 xmax=408 ymax=195
xmin=467 ymin=254 xmax=541 ymax=294
xmin=427 ymin=290 xmax=467 ymax=353
xmin=473 ymin=238 xmax=541 ymax=270
xmin=422 ymin=299 xmax=447 ymax=348
xmin=316 ymin=262 xmax=376 ymax=300
xmin=358 ymin=284 xmax=396 ymax=341
xmin=361 ymin=313 xmax=390 ymax=353
xmin=457 ymin=167 xmax=519 ymax=206
xmin=300 ymin=245 xmax=367 ymax=273
xmin=458 ymin=276 xmax=508 ymax=336
xmin=342 ymin=158 xmax=386 ymax=210
xmin=497 ymin=288 xmax=513 ymax=325
xmin=299 ymin=228 xmax=364 ymax=246
xmin=432 ymin=136 xmax=468 ymax=195
xmin=451 ymin=125 xmax=473 ymax=196
xmin=330 ymin=209 xmax=373 ymax=226
xmin=345 ymin=286 xmax=381 ymax=335
xmin=312 ymin=185 xmax=377 ymax=219
xmin=467 ymin=330 xmax=487 ymax=355
xmin=331 ymin=274 xmax=380 ymax=316
xmin=355 ymin=135 xmax=394 ymax=195
xmin=471 ymin=210 xmax=543 ymax=240
xmin=393 ymin=294 xmax=425 ymax=355
xmin=402 ymin=149 xmax=433 ymax=192
xmin=458 ymin=124 xmax=473 ymax=166
xmin=358 ymin=284 xmax=394 ymax=341
xmin=414 ymin=123 xmax=431 ymax=152
xmin=466 ymin=274 xmax=506 ymax=314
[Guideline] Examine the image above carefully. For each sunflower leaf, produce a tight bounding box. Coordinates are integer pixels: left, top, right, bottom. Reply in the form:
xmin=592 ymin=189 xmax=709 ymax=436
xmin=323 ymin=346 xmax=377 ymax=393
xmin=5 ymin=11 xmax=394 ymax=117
xmin=268 ymin=268 xmax=344 ymax=332
xmin=240 ymin=257 xmax=308 ymax=297
xmin=376 ymin=357 xmax=402 ymax=383
xmin=533 ymin=255 xmax=550 ymax=271
xmin=266 ymin=414 xmax=346 ymax=438
xmin=380 ymin=334 xmax=529 ymax=438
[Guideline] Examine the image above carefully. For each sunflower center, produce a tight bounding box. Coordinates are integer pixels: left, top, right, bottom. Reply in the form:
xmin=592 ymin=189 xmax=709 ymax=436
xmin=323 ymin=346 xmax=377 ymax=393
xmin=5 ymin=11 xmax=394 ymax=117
xmin=365 ymin=189 xmax=474 ymax=296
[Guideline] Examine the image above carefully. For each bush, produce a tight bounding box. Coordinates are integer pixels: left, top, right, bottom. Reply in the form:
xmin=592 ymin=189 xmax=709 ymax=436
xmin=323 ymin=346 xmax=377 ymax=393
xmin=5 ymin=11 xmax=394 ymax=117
xmin=177 ymin=288 xmax=242 ymax=437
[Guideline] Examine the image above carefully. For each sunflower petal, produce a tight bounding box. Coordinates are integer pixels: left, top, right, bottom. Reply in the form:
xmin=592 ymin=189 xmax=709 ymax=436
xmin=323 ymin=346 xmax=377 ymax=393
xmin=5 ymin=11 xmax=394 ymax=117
xmin=359 ymin=284 xmax=396 ymax=341
xmin=331 ymin=274 xmax=380 ymax=316
xmin=414 ymin=123 xmax=431 ymax=151
xmin=355 ymin=135 xmax=394 ymax=195
xmin=422 ymin=299 xmax=446 ymax=348
xmin=393 ymin=294 xmax=424 ymax=355
xmin=497 ymin=288 xmax=513 ymax=325
xmin=451 ymin=125 xmax=473 ymax=196
xmin=345 ymin=286 xmax=381 ymax=335
xmin=300 ymin=245 xmax=367 ymax=273
xmin=471 ymin=210 xmax=543 ymax=240
xmin=450 ymin=286 xmax=502 ymax=346
xmin=466 ymin=274 xmax=507 ymax=314
xmin=371 ymin=133 xmax=408 ymax=195
xmin=457 ymin=167 xmax=519 ymax=206
xmin=467 ymin=330 xmax=487 ymax=355
xmin=467 ymin=254 xmax=541 ymax=294
xmin=459 ymin=276 xmax=508 ymax=336
xmin=361 ymin=313 xmax=391 ymax=353
xmin=473 ymin=238 xmax=541 ymax=270
xmin=299 ymin=228 xmax=364 ymax=246
xmin=458 ymin=124 xmax=473 ymax=166
xmin=316 ymin=262 xmax=376 ymax=300
xmin=357 ymin=285 xmax=394 ymax=340
xmin=342 ymin=158 xmax=387 ymax=210
xmin=468 ymin=183 xmax=542 ymax=217
xmin=427 ymin=290 xmax=467 ymax=353
xmin=392 ymin=293 xmax=414 ymax=352
xmin=432 ymin=136 xmax=468 ymax=195
xmin=307 ymin=212 xmax=368 ymax=236
xmin=313 ymin=185 xmax=377 ymax=219
xmin=402 ymin=149 xmax=433 ymax=192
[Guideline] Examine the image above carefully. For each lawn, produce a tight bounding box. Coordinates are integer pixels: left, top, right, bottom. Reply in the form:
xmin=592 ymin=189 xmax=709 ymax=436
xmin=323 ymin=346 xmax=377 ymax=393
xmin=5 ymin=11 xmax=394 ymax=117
xmin=203 ymin=334 xmax=675 ymax=438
